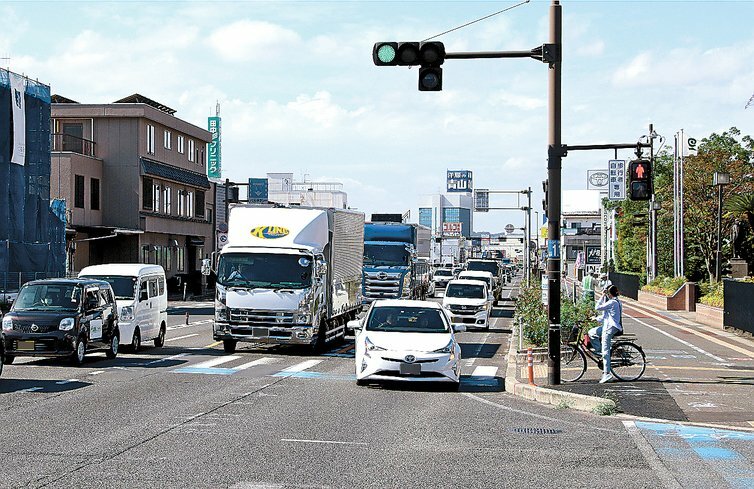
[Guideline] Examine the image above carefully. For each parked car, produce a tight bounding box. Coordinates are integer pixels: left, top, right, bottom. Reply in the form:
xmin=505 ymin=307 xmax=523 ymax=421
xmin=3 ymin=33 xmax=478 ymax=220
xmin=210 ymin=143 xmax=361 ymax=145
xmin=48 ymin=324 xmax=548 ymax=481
xmin=458 ymin=270 xmax=500 ymax=305
xmin=1 ymin=279 xmax=120 ymax=366
xmin=79 ymin=264 xmax=167 ymax=352
xmin=442 ymin=279 xmax=492 ymax=330
xmin=349 ymin=300 xmax=464 ymax=389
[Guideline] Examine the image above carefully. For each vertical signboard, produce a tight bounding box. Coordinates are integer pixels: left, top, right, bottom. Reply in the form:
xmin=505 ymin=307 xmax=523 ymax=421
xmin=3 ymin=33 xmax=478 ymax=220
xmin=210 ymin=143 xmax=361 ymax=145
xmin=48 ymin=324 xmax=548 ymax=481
xmin=447 ymin=170 xmax=473 ymax=193
xmin=608 ymin=160 xmax=626 ymax=201
xmin=207 ymin=116 xmax=221 ymax=181
xmin=474 ymin=189 xmax=489 ymax=212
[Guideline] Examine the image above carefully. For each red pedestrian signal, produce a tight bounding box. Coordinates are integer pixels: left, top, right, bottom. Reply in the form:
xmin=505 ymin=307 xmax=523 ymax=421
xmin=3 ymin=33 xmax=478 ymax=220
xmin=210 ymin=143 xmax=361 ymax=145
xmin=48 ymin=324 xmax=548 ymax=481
xmin=629 ymin=159 xmax=652 ymax=201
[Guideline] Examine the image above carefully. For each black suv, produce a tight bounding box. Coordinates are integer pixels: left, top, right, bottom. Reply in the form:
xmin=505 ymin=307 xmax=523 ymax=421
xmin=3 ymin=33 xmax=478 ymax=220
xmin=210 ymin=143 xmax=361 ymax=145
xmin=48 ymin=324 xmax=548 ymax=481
xmin=1 ymin=279 xmax=120 ymax=366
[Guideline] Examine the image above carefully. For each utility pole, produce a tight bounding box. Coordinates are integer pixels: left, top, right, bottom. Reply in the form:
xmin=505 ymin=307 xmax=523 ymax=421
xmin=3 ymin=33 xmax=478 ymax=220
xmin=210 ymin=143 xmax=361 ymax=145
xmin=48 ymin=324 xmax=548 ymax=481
xmin=546 ymin=0 xmax=563 ymax=385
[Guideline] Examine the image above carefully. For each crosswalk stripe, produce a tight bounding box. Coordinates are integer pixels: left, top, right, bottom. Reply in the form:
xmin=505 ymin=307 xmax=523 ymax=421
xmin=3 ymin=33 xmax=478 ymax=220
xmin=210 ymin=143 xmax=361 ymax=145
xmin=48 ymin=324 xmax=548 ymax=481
xmin=233 ymin=357 xmax=278 ymax=371
xmin=279 ymin=359 xmax=322 ymax=373
xmin=471 ymin=366 xmax=498 ymax=378
xmin=166 ymin=333 xmax=199 ymax=342
xmin=192 ymin=356 xmax=241 ymax=369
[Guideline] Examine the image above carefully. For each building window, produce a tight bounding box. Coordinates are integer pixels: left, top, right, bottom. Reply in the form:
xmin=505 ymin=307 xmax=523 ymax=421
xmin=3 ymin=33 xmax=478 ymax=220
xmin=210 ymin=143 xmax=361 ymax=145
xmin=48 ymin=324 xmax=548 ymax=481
xmin=195 ymin=191 xmax=205 ymax=218
xmin=178 ymin=135 xmax=184 ymax=154
xmin=176 ymin=247 xmax=185 ymax=272
xmin=152 ymin=182 xmax=161 ymax=212
xmin=163 ymin=186 xmax=172 ymax=214
xmin=74 ymin=175 xmax=85 ymax=208
xmin=164 ymin=130 xmax=172 ymax=150
xmin=177 ymin=189 xmax=185 ymax=216
xmin=143 ymin=177 xmax=153 ymax=210
xmin=419 ymin=208 xmax=432 ymax=228
xmin=188 ymin=139 xmax=195 ymax=162
xmin=146 ymin=124 xmax=155 ymax=155
xmin=443 ymin=208 xmax=460 ymax=223
xmin=198 ymin=147 xmax=204 ymax=167
xmin=187 ymin=191 xmax=194 ymax=218
xmin=165 ymin=248 xmax=172 ymax=272
xmin=90 ymin=178 xmax=100 ymax=211
xmin=62 ymin=123 xmax=84 ymax=153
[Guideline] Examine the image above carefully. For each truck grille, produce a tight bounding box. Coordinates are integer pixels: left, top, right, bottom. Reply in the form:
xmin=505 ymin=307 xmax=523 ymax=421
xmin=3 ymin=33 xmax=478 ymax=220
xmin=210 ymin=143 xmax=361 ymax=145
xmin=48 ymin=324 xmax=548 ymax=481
xmin=229 ymin=309 xmax=294 ymax=325
xmin=363 ymin=271 xmax=402 ymax=298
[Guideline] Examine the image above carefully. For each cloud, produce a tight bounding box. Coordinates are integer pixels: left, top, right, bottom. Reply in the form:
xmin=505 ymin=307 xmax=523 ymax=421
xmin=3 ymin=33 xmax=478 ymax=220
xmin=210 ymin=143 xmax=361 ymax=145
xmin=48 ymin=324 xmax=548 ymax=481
xmin=489 ymin=90 xmax=546 ymax=110
xmin=209 ymin=20 xmax=301 ymax=62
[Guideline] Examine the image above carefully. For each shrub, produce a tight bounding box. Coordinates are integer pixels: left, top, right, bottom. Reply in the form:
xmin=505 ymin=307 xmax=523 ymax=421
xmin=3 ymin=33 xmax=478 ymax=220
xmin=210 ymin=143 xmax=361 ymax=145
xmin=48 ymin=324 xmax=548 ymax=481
xmin=560 ymin=294 xmax=598 ymax=342
xmin=514 ymin=282 xmax=548 ymax=347
xmin=641 ymin=275 xmax=687 ymax=296
xmin=699 ymin=281 xmax=724 ymax=308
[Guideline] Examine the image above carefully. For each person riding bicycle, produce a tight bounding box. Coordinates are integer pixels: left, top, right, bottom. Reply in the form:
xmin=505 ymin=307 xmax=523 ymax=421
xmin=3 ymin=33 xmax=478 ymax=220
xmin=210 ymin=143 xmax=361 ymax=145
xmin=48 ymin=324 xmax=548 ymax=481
xmin=588 ymin=285 xmax=623 ymax=383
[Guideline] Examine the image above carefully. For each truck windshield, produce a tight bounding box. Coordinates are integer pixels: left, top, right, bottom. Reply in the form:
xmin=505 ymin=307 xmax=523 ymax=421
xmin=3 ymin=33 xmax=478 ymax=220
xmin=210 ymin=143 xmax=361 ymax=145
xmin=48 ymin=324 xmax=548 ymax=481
xmin=217 ymin=253 xmax=313 ymax=289
xmin=467 ymin=261 xmax=499 ymax=275
xmin=80 ymin=275 xmax=136 ymax=300
xmin=434 ymin=269 xmax=453 ymax=277
xmin=445 ymin=284 xmax=486 ymax=299
xmin=13 ymin=283 xmax=81 ymax=312
xmin=366 ymin=306 xmax=448 ymax=333
xmin=364 ymin=244 xmax=409 ymax=266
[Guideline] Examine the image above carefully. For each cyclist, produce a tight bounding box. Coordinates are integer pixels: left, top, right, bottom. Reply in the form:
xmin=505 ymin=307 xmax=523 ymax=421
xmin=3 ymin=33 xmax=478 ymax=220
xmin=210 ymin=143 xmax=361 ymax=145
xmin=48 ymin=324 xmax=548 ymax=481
xmin=588 ymin=285 xmax=623 ymax=383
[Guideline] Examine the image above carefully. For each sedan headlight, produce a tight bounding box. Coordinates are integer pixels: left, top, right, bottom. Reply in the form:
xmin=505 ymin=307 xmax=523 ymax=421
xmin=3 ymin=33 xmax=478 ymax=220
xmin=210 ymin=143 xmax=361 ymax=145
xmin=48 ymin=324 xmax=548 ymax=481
xmin=364 ymin=337 xmax=386 ymax=358
xmin=431 ymin=339 xmax=454 ymax=354
xmin=59 ymin=317 xmax=75 ymax=331
xmin=2 ymin=316 xmax=12 ymax=331
xmin=120 ymin=306 xmax=134 ymax=321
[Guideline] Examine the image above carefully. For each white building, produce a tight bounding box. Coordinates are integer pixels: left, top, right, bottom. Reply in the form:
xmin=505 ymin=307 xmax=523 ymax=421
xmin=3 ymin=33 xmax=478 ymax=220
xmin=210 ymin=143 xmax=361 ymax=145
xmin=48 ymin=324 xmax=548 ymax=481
xmin=267 ymin=173 xmax=348 ymax=209
xmin=562 ymin=190 xmax=603 ymax=279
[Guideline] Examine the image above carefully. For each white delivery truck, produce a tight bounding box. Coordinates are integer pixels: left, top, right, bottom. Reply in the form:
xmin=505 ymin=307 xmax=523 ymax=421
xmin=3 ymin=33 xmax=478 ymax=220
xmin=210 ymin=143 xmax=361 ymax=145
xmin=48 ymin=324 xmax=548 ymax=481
xmin=211 ymin=205 xmax=365 ymax=352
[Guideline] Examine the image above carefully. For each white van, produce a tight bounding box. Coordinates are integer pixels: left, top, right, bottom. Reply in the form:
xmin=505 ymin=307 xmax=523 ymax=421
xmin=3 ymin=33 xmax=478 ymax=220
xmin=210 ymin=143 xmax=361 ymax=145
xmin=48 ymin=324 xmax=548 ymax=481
xmin=79 ymin=264 xmax=167 ymax=352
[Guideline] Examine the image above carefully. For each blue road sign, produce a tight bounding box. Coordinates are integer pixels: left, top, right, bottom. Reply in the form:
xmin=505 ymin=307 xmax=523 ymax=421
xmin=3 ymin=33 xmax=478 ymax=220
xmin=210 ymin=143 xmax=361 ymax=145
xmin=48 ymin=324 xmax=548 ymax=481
xmin=547 ymin=239 xmax=560 ymax=259
xmin=249 ymin=178 xmax=268 ymax=204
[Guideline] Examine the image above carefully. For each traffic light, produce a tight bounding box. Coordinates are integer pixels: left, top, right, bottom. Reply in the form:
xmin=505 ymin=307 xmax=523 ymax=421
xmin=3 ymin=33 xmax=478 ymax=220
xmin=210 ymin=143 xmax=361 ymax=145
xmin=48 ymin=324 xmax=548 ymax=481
xmin=373 ymin=41 xmax=445 ymax=91
xmin=629 ymin=159 xmax=652 ymax=201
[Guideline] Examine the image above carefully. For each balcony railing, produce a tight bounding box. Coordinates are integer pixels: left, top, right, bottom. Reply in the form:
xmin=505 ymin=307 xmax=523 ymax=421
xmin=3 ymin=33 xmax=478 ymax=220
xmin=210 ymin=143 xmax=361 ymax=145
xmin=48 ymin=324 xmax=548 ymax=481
xmin=52 ymin=133 xmax=96 ymax=157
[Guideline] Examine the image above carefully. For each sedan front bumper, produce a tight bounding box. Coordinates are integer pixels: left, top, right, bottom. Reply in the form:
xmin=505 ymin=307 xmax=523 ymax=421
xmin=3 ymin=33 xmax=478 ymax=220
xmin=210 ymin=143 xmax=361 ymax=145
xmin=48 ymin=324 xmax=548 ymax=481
xmin=355 ymin=350 xmax=460 ymax=383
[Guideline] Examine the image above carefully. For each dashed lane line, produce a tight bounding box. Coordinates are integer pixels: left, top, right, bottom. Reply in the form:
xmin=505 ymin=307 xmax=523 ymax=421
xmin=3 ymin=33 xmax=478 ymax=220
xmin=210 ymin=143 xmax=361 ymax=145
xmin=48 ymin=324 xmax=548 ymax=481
xmin=165 ymin=333 xmax=199 ymax=343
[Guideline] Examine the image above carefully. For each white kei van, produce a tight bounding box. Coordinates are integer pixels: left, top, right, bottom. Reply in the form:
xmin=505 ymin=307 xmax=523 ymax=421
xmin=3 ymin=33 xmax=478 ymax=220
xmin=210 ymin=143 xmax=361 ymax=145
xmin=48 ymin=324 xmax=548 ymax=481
xmin=79 ymin=264 xmax=168 ymax=352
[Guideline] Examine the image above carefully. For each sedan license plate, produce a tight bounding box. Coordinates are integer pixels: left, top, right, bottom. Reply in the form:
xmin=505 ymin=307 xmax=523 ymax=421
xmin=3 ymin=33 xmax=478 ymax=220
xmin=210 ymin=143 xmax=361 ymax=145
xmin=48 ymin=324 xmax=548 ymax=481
xmin=399 ymin=363 xmax=421 ymax=376
xmin=252 ymin=327 xmax=269 ymax=338
xmin=17 ymin=340 xmax=35 ymax=351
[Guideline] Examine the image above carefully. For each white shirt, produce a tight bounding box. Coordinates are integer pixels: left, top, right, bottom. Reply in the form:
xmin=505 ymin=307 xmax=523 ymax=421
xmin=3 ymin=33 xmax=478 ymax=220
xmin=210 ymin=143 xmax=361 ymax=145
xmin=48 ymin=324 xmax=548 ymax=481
xmin=596 ymin=295 xmax=623 ymax=333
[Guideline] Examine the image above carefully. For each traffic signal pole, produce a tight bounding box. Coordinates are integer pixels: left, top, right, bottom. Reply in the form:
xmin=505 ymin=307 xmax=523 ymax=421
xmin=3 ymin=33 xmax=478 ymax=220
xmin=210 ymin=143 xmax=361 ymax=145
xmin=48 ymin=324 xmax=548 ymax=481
xmin=546 ymin=0 xmax=562 ymax=385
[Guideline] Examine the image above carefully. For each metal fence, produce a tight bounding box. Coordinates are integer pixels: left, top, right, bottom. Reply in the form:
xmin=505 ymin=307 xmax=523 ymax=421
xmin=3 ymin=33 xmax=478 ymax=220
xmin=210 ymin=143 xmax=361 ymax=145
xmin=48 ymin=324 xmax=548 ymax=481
xmin=723 ymin=279 xmax=754 ymax=334
xmin=1 ymin=271 xmax=75 ymax=293
xmin=608 ymin=272 xmax=641 ymax=300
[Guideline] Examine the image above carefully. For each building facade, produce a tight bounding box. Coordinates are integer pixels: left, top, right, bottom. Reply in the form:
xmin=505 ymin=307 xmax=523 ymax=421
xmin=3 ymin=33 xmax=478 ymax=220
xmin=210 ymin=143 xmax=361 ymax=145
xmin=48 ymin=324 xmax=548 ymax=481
xmin=266 ymin=173 xmax=348 ymax=209
xmin=419 ymin=192 xmax=474 ymax=265
xmin=50 ymin=94 xmax=214 ymax=293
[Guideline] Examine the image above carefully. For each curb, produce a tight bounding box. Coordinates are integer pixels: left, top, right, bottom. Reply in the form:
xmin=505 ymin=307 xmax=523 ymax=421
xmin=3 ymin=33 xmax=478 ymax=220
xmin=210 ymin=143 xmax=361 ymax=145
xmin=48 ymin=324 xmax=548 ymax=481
xmin=504 ymin=328 xmax=616 ymax=414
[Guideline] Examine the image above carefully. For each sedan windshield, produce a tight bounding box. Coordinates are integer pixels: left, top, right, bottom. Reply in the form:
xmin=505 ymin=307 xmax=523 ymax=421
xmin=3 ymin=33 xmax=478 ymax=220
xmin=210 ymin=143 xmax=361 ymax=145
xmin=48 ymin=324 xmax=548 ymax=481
xmin=434 ymin=269 xmax=453 ymax=277
xmin=366 ymin=306 xmax=448 ymax=333
xmin=80 ymin=275 xmax=136 ymax=300
xmin=217 ymin=253 xmax=313 ymax=289
xmin=445 ymin=284 xmax=486 ymax=299
xmin=13 ymin=283 xmax=81 ymax=312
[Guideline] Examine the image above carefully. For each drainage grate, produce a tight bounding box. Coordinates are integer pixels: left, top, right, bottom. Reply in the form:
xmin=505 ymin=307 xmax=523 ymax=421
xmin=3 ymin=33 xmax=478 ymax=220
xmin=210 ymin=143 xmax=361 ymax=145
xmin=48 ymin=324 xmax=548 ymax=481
xmin=512 ymin=428 xmax=562 ymax=435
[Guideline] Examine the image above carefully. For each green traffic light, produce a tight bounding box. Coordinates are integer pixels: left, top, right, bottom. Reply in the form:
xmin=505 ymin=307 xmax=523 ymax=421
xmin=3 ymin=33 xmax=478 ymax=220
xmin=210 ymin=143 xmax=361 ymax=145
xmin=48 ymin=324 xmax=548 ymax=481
xmin=377 ymin=44 xmax=397 ymax=64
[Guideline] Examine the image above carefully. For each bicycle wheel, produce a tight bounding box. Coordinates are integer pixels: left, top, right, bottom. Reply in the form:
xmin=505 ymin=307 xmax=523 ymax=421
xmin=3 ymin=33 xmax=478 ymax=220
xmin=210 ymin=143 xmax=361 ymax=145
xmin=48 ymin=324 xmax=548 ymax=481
xmin=610 ymin=342 xmax=646 ymax=381
xmin=559 ymin=344 xmax=587 ymax=382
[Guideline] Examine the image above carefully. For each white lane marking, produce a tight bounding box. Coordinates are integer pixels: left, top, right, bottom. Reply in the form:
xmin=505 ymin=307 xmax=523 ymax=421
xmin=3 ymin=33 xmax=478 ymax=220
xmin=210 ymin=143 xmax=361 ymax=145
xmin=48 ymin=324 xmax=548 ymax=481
xmin=462 ymin=393 xmax=620 ymax=433
xmin=279 ymin=359 xmax=322 ymax=373
xmin=233 ymin=357 xmax=278 ymax=371
xmin=89 ymin=370 xmax=105 ymax=376
xmin=280 ymin=438 xmax=367 ymax=446
xmin=622 ymin=421 xmax=682 ymax=489
xmin=192 ymin=356 xmax=241 ymax=369
xmin=143 ymin=352 xmax=189 ymax=366
xmin=471 ymin=366 xmax=498 ymax=378
xmin=55 ymin=379 xmax=79 ymax=385
xmin=165 ymin=333 xmax=199 ymax=343
xmin=625 ymin=313 xmax=727 ymax=364
xmin=21 ymin=387 xmax=43 ymax=392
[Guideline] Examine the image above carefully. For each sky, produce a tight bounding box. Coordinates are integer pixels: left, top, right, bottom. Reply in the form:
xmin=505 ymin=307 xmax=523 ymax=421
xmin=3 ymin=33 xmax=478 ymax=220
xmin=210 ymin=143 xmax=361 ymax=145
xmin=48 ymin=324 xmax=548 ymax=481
xmin=2 ymin=0 xmax=753 ymax=233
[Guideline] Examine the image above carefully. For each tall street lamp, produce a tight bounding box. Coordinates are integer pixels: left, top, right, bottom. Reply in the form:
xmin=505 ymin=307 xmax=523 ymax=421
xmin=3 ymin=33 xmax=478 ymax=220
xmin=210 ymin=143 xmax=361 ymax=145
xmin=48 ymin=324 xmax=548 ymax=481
xmin=713 ymin=171 xmax=731 ymax=281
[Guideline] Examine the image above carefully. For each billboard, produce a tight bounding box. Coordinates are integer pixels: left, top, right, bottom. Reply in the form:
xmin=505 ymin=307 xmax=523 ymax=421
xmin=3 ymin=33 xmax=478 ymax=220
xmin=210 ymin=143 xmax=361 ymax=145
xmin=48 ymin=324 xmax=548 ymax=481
xmin=442 ymin=222 xmax=462 ymax=237
xmin=447 ymin=170 xmax=472 ymax=193
xmin=207 ymin=116 xmax=221 ymax=181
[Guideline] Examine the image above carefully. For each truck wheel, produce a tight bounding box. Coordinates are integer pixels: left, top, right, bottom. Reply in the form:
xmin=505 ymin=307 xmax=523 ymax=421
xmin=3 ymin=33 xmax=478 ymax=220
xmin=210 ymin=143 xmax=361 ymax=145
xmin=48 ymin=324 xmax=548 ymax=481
xmin=131 ymin=327 xmax=141 ymax=353
xmin=312 ymin=321 xmax=328 ymax=353
xmin=223 ymin=340 xmax=237 ymax=353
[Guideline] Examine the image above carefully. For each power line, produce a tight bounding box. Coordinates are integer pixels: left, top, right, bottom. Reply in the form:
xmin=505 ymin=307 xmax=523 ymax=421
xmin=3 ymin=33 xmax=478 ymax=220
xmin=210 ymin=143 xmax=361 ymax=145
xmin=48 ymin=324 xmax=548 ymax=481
xmin=422 ymin=0 xmax=532 ymax=42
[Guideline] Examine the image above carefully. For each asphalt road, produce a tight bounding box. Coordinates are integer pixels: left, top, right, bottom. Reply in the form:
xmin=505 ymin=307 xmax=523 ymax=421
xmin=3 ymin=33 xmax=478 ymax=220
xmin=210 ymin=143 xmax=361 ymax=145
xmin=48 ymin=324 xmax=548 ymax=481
xmin=1 ymin=280 xmax=752 ymax=488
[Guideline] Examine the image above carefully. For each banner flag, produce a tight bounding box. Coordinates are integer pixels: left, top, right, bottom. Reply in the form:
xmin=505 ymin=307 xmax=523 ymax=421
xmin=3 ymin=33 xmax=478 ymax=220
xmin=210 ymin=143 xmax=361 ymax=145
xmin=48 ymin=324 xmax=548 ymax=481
xmin=10 ymin=72 xmax=26 ymax=166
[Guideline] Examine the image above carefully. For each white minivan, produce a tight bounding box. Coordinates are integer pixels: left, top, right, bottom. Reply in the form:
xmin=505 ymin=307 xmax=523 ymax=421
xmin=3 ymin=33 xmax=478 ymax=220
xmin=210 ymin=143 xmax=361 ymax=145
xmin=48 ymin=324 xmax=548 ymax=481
xmin=79 ymin=264 xmax=168 ymax=352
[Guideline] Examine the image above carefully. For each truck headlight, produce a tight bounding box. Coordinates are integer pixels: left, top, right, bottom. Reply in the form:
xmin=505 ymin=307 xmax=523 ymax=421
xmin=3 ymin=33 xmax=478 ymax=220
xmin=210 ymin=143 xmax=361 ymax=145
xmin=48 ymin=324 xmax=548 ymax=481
xmin=59 ymin=317 xmax=75 ymax=331
xmin=215 ymin=301 xmax=229 ymax=321
xmin=2 ymin=316 xmax=12 ymax=331
xmin=294 ymin=305 xmax=311 ymax=323
xmin=216 ymin=287 xmax=227 ymax=305
xmin=120 ymin=306 xmax=134 ymax=321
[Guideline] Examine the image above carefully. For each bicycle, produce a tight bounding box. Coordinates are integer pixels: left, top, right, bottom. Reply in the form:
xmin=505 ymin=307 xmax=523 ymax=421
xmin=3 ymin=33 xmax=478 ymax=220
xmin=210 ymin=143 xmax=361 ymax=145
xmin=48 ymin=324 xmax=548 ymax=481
xmin=559 ymin=324 xmax=646 ymax=382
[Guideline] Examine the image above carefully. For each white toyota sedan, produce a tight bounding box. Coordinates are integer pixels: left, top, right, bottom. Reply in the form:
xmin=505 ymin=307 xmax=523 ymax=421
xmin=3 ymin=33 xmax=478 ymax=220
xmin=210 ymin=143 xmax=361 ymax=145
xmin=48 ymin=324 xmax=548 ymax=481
xmin=349 ymin=300 xmax=464 ymax=389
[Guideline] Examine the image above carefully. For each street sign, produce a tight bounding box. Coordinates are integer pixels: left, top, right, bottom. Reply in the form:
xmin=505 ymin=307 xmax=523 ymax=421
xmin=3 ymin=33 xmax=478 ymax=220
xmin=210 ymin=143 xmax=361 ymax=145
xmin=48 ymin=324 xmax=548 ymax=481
xmin=442 ymin=222 xmax=462 ymax=237
xmin=505 ymin=224 xmax=515 ymax=234
xmin=608 ymin=159 xmax=626 ymax=201
xmin=586 ymin=245 xmax=601 ymax=264
xmin=474 ymin=189 xmax=489 ymax=212
xmin=217 ymin=232 xmax=228 ymax=249
xmin=447 ymin=170 xmax=473 ymax=193
xmin=587 ymin=169 xmax=609 ymax=191
xmin=547 ymin=239 xmax=560 ymax=259
xmin=248 ymin=178 xmax=268 ymax=204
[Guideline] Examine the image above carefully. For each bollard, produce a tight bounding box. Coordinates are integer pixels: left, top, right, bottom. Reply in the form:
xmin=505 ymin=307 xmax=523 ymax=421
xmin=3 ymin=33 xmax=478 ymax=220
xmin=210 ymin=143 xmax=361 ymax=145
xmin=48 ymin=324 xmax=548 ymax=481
xmin=527 ymin=347 xmax=536 ymax=386
xmin=185 ymin=312 xmax=189 ymax=325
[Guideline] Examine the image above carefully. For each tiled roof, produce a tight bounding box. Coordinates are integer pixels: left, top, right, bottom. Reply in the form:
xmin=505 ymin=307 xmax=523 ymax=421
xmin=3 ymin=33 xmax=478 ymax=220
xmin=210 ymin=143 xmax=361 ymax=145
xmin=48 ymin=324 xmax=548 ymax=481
xmin=141 ymin=158 xmax=210 ymax=189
